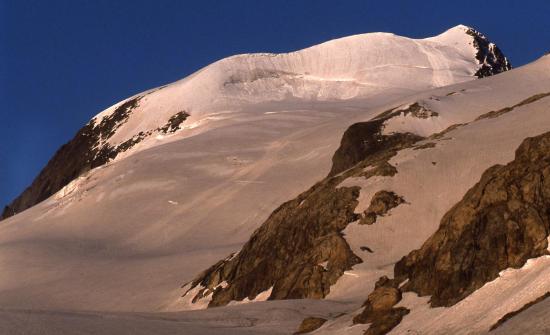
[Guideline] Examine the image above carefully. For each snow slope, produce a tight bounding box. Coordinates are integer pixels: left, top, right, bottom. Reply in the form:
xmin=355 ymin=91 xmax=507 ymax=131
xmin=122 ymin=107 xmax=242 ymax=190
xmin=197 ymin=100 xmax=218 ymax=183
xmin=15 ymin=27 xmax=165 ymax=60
xmin=91 ymin=24 xmax=498 ymax=158
xmin=0 ymin=25 xmax=499 ymax=312
xmin=4 ymin=25 xmax=508 ymax=221
xmin=0 ymin=25 xmax=537 ymax=335
xmin=308 ymin=55 xmax=550 ymax=334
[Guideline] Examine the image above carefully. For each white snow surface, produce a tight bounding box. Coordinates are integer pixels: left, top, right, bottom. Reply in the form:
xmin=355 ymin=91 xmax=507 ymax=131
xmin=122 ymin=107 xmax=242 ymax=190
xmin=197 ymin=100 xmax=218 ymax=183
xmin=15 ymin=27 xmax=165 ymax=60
xmin=1 ymin=29 xmax=549 ymax=334
xmin=92 ymin=25 xmax=483 ymax=158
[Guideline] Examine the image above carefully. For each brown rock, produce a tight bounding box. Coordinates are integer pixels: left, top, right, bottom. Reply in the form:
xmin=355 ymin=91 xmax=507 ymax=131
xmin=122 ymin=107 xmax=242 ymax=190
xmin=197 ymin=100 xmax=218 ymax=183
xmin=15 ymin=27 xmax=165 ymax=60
xmin=329 ymin=106 xmax=424 ymax=176
xmin=353 ymin=276 xmax=410 ymax=335
xmin=395 ymin=131 xmax=550 ymax=307
xmin=185 ymin=109 xmax=424 ymax=307
xmin=359 ymin=191 xmax=405 ymax=225
xmin=294 ymin=317 xmax=327 ymax=334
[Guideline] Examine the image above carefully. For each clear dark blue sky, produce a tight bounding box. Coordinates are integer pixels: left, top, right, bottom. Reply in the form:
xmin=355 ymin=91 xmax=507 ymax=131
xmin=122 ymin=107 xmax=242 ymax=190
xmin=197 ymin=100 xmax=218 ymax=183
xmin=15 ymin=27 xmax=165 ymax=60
xmin=1 ymin=0 xmax=549 ymax=208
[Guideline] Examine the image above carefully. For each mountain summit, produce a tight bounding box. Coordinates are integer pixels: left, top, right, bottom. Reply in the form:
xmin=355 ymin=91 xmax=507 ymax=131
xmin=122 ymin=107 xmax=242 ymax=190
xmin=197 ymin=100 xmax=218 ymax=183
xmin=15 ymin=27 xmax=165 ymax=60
xmin=2 ymin=25 xmax=509 ymax=220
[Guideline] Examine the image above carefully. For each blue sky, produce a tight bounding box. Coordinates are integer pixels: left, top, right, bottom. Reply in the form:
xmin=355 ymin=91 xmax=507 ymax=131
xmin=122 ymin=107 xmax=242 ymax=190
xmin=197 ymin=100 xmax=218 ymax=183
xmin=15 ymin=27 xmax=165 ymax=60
xmin=1 ymin=0 xmax=549 ymax=208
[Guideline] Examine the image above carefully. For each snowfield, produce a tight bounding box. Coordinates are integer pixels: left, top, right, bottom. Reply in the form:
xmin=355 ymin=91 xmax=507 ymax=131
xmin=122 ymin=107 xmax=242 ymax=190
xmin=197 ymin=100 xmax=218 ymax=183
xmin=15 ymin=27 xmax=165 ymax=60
xmin=90 ymin=25 xmax=489 ymax=160
xmin=1 ymin=26 xmax=548 ymax=335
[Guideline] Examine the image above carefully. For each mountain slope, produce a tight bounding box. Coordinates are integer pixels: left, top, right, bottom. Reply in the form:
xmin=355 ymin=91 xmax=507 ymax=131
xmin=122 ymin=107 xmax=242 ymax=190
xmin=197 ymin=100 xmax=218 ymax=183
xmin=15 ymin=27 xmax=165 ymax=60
xmin=2 ymin=25 xmax=509 ymax=220
xmin=4 ymin=25 xmax=547 ymax=335
xmin=183 ymin=54 xmax=550 ymax=334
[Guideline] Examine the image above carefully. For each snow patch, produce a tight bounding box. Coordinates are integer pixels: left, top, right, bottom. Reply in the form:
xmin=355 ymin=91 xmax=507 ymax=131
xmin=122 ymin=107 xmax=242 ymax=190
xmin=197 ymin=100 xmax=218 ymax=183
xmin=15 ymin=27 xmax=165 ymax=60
xmin=228 ymin=286 xmax=274 ymax=306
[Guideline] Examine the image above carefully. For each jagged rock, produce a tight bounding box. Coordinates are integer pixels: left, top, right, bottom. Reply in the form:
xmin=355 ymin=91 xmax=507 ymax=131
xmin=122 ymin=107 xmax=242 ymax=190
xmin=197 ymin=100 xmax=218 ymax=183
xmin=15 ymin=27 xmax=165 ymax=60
xmin=359 ymin=191 xmax=405 ymax=225
xmin=1 ymin=96 xmax=141 ymax=219
xmin=329 ymin=105 xmax=424 ymax=176
xmin=353 ymin=276 xmax=410 ymax=335
xmin=185 ymin=175 xmax=363 ymax=307
xmin=398 ymin=102 xmax=438 ymax=119
xmin=1 ymin=102 xmax=190 ymax=220
xmin=360 ymin=161 xmax=398 ymax=179
xmin=157 ymin=111 xmax=190 ymax=133
xmin=476 ymin=92 xmax=550 ymax=120
xmin=465 ymin=28 xmax=512 ymax=78
xmin=395 ymin=131 xmax=550 ymax=307
xmin=294 ymin=317 xmax=327 ymax=334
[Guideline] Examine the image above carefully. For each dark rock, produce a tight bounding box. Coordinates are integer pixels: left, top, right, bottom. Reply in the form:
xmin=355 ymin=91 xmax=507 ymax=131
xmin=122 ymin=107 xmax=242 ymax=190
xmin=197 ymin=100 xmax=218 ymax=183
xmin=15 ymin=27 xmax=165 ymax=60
xmin=359 ymin=191 xmax=405 ymax=225
xmin=329 ymin=105 xmax=425 ymax=176
xmin=360 ymin=161 xmax=398 ymax=179
xmin=157 ymin=111 xmax=190 ymax=133
xmin=465 ymin=28 xmax=512 ymax=78
xmin=2 ymin=102 xmax=191 ymax=220
xmin=413 ymin=142 xmax=436 ymax=150
xmin=360 ymin=246 xmax=374 ymax=253
xmin=2 ymin=96 xmax=141 ymax=219
xmin=185 ymin=175 xmax=363 ymax=307
xmin=395 ymin=131 xmax=550 ymax=307
xmin=353 ymin=276 xmax=410 ymax=335
xmin=476 ymin=92 xmax=550 ymax=121
xmin=294 ymin=317 xmax=327 ymax=334
xmin=399 ymin=102 xmax=438 ymax=119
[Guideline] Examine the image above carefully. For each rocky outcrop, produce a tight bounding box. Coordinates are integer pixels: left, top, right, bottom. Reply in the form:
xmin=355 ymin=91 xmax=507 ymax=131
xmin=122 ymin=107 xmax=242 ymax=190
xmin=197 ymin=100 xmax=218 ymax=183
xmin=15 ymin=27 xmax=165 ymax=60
xmin=329 ymin=105 xmax=424 ymax=176
xmin=1 ymin=97 xmax=140 ymax=219
xmin=395 ymin=131 xmax=550 ymax=307
xmin=396 ymin=102 xmax=438 ymax=119
xmin=294 ymin=317 xmax=327 ymax=334
xmin=476 ymin=92 xmax=550 ymax=121
xmin=350 ymin=132 xmax=550 ymax=334
xmin=1 ymin=98 xmax=189 ymax=220
xmin=184 ymin=174 xmax=363 ymax=307
xmin=184 ymin=109 xmax=425 ymax=307
xmin=428 ymin=92 xmax=550 ymax=142
xmin=158 ymin=111 xmax=189 ymax=133
xmin=359 ymin=191 xmax=405 ymax=225
xmin=465 ymin=28 xmax=512 ymax=78
xmin=352 ymin=276 xmax=410 ymax=335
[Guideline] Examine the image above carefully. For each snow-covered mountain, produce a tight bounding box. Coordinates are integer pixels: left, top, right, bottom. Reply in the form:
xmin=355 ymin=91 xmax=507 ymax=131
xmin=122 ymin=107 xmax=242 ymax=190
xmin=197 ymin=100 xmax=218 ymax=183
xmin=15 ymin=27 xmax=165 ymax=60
xmin=180 ymin=52 xmax=550 ymax=333
xmin=6 ymin=25 xmax=550 ymax=335
xmin=1 ymin=25 xmax=509 ymax=220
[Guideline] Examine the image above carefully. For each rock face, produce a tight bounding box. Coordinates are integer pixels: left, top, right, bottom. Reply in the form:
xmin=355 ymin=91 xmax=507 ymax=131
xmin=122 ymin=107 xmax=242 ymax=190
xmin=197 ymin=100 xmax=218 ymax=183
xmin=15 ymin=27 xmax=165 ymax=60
xmin=352 ymin=276 xmax=410 ymax=335
xmin=294 ymin=317 xmax=328 ymax=334
xmin=329 ymin=106 xmax=424 ymax=176
xmin=184 ymin=108 xmax=424 ymax=307
xmin=1 ymin=97 xmax=139 ymax=219
xmin=359 ymin=191 xmax=405 ymax=225
xmin=185 ymin=174 xmax=363 ymax=307
xmin=395 ymin=131 xmax=550 ymax=307
xmin=1 ymin=96 xmax=189 ymax=220
xmin=465 ymin=27 xmax=512 ymax=78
